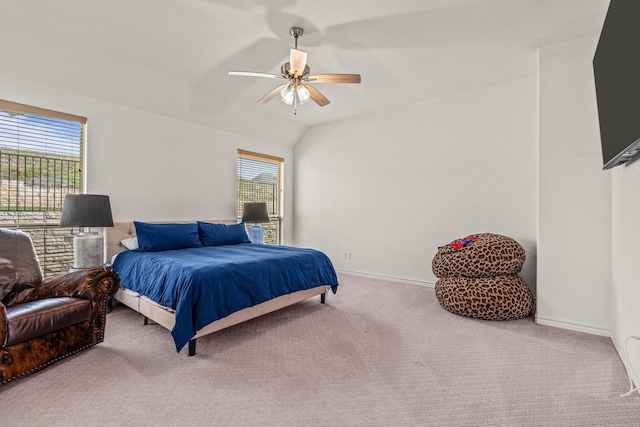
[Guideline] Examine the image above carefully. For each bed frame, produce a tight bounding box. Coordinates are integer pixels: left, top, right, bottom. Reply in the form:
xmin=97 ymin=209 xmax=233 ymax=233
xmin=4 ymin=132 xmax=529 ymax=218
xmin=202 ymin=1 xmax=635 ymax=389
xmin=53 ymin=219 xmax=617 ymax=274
xmin=105 ymin=220 xmax=327 ymax=356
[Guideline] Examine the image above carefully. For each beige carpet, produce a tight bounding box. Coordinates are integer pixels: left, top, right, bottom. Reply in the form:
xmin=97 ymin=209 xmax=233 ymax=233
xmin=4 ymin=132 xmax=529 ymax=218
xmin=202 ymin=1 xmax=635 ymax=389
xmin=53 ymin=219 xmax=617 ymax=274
xmin=1 ymin=273 xmax=639 ymax=426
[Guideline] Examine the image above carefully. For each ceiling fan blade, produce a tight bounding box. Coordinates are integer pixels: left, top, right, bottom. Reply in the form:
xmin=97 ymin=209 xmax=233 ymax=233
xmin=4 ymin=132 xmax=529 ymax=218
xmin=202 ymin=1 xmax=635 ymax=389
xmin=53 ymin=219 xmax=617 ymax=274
xmin=303 ymin=84 xmax=330 ymax=107
xmin=306 ymin=74 xmax=361 ymax=84
xmin=258 ymin=85 xmax=288 ymax=104
xmin=228 ymin=71 xmax=285 ymax=79
xmin=289 ymin=48 xmax=308 ymax=77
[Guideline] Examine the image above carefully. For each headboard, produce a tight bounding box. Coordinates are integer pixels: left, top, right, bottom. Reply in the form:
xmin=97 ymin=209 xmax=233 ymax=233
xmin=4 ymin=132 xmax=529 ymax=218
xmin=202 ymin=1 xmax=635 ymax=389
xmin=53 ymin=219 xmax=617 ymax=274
xmin=105 ymin=219 xmax=236 ymax=262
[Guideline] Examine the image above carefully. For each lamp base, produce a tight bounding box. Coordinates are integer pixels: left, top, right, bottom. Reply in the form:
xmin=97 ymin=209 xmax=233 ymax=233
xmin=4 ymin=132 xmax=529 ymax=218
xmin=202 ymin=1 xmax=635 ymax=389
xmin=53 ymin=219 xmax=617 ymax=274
xmin=72 ymin=231 xmax=104 ymax=269
xmin=248 ymin=225 xmax=265 ymax=244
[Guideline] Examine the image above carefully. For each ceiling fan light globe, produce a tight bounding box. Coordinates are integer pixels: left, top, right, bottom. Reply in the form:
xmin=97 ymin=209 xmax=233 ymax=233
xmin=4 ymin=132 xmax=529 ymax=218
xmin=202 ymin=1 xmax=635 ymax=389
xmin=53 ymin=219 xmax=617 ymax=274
xmin=297 ymin=85 xmax=311 ymax=103
xmin=280 ymin=85 xmax=295 ymax=105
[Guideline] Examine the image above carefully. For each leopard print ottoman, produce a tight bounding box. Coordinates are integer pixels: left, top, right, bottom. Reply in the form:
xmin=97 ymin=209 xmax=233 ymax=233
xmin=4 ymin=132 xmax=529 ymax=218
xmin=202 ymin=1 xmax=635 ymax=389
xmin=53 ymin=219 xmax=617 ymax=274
xmin=432 ymin=233 xmax=533 ymax=320
xmin=432 ymin=233 xmax=526 ymax=278
xmin=435 ymin=275 xmax=534 ymax=321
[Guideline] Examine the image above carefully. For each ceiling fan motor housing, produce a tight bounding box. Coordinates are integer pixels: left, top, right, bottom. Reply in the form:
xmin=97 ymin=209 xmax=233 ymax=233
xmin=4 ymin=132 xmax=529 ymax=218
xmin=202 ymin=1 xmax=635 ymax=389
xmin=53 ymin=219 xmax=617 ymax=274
xmin=282 ymin=63 xmax=310 ymax=79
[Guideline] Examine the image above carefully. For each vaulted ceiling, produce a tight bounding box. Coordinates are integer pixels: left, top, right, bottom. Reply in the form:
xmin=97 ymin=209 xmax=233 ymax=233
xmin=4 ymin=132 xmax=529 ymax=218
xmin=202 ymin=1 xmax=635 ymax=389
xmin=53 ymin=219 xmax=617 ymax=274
xmin=0 ymin=0 xmax=609 ymax=146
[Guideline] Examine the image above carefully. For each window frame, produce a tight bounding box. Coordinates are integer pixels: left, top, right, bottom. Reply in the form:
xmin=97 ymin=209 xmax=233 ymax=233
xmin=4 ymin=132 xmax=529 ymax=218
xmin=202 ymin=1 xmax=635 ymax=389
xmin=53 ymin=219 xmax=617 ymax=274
xmin=0 ymin=99 xmax=86 ymax=276
xmin=237 ymin=149 xmax=284 ymax=244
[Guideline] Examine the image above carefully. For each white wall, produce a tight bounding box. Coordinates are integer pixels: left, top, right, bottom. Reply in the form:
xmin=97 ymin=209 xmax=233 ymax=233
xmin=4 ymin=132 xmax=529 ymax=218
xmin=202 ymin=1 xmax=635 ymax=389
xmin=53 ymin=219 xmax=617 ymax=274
xmin=611 ymin=151 xmax=640 ymax=386
xmin=536 ymin=34 xmax=612 ymax=336
xmin=536 ymin=33 xmax=640 ymax=387
xmin=0 ymin=75 xmax=295 ymax=244
xmin=294 ymin=77 xmax=538 ymax=289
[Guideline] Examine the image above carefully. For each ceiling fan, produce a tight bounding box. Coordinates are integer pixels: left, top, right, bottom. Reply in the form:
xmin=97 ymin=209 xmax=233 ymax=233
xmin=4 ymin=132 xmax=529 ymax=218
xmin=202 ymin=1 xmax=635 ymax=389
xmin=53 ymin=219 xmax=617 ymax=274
xmin=228 ymin=27 xmax=361 ymax=113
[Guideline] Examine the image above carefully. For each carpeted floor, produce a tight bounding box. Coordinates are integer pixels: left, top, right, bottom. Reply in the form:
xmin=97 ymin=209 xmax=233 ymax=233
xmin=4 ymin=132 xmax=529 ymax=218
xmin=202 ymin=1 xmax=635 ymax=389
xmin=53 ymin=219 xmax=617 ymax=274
xmin=1 ymin=273 xmax=639 ymax=426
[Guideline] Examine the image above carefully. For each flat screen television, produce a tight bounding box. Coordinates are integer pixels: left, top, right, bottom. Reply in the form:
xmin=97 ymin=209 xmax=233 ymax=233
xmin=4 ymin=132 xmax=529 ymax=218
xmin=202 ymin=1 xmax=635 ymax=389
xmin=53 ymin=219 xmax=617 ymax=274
xmin=593 ymin=0 xmax=640 ymax=170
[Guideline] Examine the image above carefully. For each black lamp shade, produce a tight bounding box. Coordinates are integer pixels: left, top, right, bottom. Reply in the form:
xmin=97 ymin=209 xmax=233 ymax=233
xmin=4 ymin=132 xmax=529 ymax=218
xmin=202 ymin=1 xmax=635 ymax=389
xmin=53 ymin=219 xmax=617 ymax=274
xmin=60 ymin=194 xmax=114 ymax=227
xmin=241 ymin=202 xmax=270 ymax=224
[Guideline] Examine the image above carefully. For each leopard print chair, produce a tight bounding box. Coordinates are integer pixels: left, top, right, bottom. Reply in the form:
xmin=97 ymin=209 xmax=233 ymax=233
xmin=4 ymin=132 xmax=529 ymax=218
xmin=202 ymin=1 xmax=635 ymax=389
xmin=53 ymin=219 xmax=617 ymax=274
xmin=432 ymin=233 xmax=534 ymax=320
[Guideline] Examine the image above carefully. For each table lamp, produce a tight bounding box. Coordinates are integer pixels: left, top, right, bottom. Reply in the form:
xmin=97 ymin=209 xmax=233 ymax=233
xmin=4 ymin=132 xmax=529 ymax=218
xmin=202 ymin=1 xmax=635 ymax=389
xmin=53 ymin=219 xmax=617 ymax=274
xmin=60 ymin=194 xmax=114 ymax=270
xmin=242 ymin=202 xmax=270 ymax=244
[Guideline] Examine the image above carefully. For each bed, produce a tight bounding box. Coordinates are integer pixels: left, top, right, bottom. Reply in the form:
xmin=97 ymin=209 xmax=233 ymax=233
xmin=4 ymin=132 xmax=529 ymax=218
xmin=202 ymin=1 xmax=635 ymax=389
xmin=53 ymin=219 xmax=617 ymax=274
xmin=106 ymin=220 xmax=338 ymax=355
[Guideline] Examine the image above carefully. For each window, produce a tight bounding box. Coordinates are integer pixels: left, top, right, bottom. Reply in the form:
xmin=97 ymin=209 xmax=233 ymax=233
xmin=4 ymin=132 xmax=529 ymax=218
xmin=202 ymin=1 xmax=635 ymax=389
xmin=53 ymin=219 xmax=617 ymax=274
xmin=0 ymin=99 xmax=85 ymax=276
xmin=237 ymin=150 xmax=283 ymax=244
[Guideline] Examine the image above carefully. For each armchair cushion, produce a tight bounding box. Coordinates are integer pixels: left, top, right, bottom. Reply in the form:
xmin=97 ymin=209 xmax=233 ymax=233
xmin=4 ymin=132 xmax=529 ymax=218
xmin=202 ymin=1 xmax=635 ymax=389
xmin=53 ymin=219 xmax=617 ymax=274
xmin=5 ymin=297 xmax=91 ymax=346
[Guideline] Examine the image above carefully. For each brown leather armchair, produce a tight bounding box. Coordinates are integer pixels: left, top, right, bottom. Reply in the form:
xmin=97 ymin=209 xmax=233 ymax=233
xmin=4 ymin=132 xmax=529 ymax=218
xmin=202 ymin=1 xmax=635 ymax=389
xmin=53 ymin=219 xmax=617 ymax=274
xmin=0 ymin=228 xmax=119 ymax=385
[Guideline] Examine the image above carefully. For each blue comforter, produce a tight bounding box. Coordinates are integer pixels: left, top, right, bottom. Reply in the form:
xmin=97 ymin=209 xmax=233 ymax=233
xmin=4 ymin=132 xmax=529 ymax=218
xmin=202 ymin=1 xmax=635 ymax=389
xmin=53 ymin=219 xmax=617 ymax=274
xmin=112 ymin=243 xmax=338 ymax=352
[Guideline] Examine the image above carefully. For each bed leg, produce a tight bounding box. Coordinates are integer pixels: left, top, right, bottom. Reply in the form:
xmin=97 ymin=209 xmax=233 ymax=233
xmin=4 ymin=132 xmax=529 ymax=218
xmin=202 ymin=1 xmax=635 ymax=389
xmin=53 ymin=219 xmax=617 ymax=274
xmin=321 ymin=292 xmax=326 ymax=304
xmin=188 ymin=339 xmax=196 ymax=356
xmin=143 ymin=316 xmax=149 ymax=326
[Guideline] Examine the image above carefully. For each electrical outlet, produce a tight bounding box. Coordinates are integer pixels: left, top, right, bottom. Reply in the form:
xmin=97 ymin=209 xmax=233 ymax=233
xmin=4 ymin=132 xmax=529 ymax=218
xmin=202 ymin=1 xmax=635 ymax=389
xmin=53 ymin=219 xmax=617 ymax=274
xmin=344 ymin=252 xmax=351 ymax=260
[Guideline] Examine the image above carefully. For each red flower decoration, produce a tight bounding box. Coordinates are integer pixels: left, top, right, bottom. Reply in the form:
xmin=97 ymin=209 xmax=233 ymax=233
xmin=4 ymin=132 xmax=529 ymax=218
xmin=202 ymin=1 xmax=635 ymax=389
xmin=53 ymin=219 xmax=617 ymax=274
xmin=451 ymin=235 xmax=477 ymax=251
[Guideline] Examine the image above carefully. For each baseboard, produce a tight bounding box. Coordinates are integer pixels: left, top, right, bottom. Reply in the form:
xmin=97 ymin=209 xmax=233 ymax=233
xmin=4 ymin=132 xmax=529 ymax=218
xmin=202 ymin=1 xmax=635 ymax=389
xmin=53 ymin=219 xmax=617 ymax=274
xmin=335 ymin=268 xmax=435 ymax=288
xmin=535 ymin=315 xmax=611 ymax=337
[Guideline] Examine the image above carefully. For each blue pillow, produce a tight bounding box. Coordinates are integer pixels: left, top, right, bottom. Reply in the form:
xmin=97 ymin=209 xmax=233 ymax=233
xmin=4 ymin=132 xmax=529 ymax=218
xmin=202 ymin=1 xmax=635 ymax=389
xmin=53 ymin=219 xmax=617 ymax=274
xmin=197 ymin=222 xmax=251 ymax=246
xmin=134 ymin=222 xmax=202 ymax=252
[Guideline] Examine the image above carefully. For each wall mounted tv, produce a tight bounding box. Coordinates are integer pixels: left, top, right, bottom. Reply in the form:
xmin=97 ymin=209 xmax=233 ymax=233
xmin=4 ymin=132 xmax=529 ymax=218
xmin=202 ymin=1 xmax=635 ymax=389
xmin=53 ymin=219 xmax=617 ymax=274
xmin=593 ymin=0 xmax=640 ymax=170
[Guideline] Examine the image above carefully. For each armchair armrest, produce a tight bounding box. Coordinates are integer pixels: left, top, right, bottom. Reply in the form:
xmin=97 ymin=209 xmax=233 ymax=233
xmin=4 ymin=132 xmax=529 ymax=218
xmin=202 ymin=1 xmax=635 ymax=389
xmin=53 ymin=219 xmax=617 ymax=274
xmin=39 ymin=267 xmax=120 ymax=301
xmin=38 ymin=267 xmax=120 ymax=341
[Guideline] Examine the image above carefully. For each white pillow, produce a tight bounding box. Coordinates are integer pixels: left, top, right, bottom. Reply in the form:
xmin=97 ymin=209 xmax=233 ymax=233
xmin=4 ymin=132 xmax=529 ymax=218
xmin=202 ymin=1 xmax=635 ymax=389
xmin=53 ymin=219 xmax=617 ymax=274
xmin=120 ymin=237 xmax=139 ymax=250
